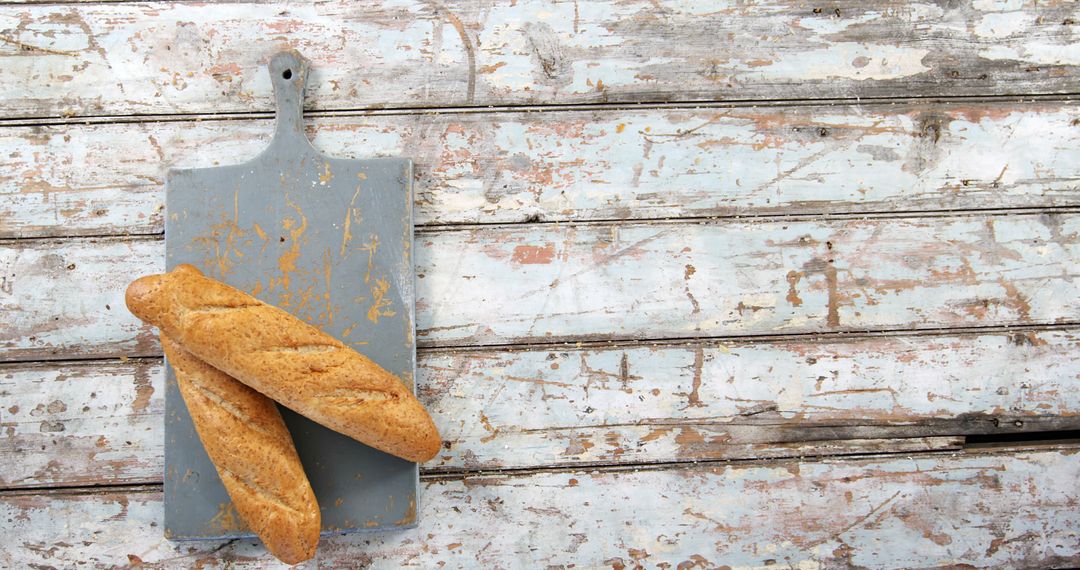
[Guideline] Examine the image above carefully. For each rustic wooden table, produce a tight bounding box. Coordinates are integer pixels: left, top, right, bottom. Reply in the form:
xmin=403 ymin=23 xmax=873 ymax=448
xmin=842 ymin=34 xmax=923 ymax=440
xmin=2 ymin=1 xmax=1079 ymax=568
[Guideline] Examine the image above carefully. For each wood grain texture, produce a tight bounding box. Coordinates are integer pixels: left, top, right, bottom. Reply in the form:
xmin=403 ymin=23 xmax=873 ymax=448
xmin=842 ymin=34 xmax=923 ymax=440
xmin=0 ymin=359 xmax=161 ymax=489
xmin=4 ymin=101 xmax=1080 ymax=239
xmin=421 ymin=330 xmax=1079 ymax=470
xmin=416 ymin=213 xmax=1080 ymax=346
xmin=0 ymin=237 xmax=158 ymax=362
xmin=3 ymin=212 xmax=1078 ymax=360
xmin=1 ymin=1 xmax=1079 ymax=120
xmin=3 ymin=328 xmax=1076 ymax=488
xmin=3 ymin=446 xmax=1079 ymax=568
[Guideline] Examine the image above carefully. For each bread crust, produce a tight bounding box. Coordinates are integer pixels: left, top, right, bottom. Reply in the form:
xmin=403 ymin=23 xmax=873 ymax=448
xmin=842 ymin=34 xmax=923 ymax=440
xmin=162 ymin=334 xmax=320 ymax=564
xmin=128 ymin=264 xmax=441 ymax=462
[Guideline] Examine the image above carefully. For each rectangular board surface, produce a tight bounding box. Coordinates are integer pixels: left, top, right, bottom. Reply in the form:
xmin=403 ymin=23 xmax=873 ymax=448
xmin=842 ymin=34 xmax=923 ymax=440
xmin=162 ymin=52 xmax=418 ymax=539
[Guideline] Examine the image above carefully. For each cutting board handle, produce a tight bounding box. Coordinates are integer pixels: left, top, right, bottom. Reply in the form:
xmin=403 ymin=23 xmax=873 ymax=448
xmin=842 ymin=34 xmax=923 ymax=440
xmin=268 ymin=50 xmax=312 ymax=148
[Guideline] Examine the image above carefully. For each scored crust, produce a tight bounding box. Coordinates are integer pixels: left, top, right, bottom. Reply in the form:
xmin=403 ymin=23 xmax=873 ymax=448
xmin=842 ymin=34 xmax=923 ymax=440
xmin=128 ymin=264 xmax=441 ymax=463
xmin=162 ymin=334 xmax=320 ymax=564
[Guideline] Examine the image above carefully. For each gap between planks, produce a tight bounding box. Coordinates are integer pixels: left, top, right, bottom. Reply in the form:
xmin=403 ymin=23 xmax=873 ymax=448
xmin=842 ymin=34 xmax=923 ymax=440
xmin=0 ymin=438 xmax=965 ymax=493
xmin=3 ymin=441 xmax=1074 ymax=500
xmin=3 ymin=205 xmax=1079 ymax=246
xmin=0 ymin=443 xmax=969 ymax=497
xmin=2 ymin=92 xmax=1078 ymax=129
xmin=415 ymin=205 xmax=1080 ymax=234
xmin=1 ymin=319 xmax=1077 ymax=366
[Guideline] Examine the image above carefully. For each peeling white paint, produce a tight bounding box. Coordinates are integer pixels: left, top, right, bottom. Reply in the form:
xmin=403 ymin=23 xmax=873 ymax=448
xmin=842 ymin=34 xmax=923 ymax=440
xmin=973 ymin=11 xmax=1034 ymax=39
xmin=798 ymin=12 xmax=880 ymax=36
xmin=745 ymin=44 xmax=931 ymax=82
xmin=566 ymin=59 xmax=643 ymax=94
xmin=982 ymin=44 xmax=1023 ymax=60
xmin=1018 ymin=43 xmax=1080 ymax=66
xmin=972 ymin=0 xmax=1026 ymax=12
xmin=981 ymin=43 xmax=1080 ymax=65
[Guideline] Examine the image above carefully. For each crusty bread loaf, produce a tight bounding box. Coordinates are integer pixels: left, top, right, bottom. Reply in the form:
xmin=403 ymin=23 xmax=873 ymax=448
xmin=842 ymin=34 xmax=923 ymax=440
xmin=128 ymin=264 xmax=441 ymax=463
xmin=162 ymin=334 xmax=319 ymax=564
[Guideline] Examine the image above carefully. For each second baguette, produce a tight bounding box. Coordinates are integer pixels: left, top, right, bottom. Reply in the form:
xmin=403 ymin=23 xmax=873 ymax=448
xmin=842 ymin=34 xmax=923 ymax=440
xmin=127 ymin=264 xmax=440 ymax=462
xmin=162 ymin=334 xmax=320 ymax=564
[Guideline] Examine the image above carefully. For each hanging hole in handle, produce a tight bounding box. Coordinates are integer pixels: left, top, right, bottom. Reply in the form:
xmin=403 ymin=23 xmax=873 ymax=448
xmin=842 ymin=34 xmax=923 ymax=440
xmin=282 ymin=69 xmax=293 ymax=80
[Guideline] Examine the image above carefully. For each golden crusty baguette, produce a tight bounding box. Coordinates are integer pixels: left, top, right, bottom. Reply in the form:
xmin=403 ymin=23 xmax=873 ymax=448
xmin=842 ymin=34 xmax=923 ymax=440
xmin=162 ymin=334 xmax=320 ymax=564
xmin=127 ymin=264 xmax=441 ymax=463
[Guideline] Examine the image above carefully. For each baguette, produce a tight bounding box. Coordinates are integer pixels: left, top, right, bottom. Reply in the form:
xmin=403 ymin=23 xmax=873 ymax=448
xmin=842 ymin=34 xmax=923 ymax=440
xmin=162 ymin=334 xmax=320 ymax=564
xmin=127 ymin=264 xmax=441 ymax=462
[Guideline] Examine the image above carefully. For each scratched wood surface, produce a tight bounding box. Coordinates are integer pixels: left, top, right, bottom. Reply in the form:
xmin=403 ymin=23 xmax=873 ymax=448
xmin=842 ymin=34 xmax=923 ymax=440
xmin=3 ymin=0 xmax=1080 ymax=567
xmin=1 ymin=1 xmax=1079 ymax=119
xmin=3 ymin=212 xmax=1078 ymax=360
xmin=4 ymin=446 xmax=1080 ymax=568
xmin=3 ymin=329 xmax=1077 ymax=488
xmin=3 ymin=101 xmax=1079 ymax=239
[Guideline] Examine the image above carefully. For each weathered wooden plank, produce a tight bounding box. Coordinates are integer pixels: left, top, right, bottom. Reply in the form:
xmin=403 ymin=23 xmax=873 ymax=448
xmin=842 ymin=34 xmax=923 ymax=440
xmin=3 ymin=447 xmax=1078 ymax=568
xmin=3 ymin=329 xmax=1076 ymax=488
xmin=0 ymin=359 xmax=161 ymax=488
xmin=3 ymin=212 xmax=1078 ymax=360
xmin=421 ymin=330 xmax=1079 ymax=470
xmin=2 ymin=1 xmax=1079 ymax=119
xmin=419 ymin=213 xmax=1080 ymax=345
xmin=0 ymin=238 xmax=158 ymax=362
xmin=4 ymin=102 xmax=1080 ymax=239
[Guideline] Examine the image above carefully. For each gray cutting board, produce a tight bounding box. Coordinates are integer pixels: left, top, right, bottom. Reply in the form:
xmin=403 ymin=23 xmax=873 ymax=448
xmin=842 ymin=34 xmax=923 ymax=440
xmin=163 ymin=50 xmax=418 ymax=540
